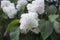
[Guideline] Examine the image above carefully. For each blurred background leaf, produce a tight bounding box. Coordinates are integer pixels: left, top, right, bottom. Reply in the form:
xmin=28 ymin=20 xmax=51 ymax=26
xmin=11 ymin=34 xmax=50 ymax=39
xmin=48 ymin=15 xmax=59 ymax=22
xmin=4 ymin=19 xmax=19 ymax=37
xmin=46 ymin=5 xmax=57 ymax=15
xmin=10 ymin=27 xmax=20 ymax=40
xmin=39 ymin=20 xmax=53 ymax=40
xmin=5 ymin=19 xmax=19 ymax=32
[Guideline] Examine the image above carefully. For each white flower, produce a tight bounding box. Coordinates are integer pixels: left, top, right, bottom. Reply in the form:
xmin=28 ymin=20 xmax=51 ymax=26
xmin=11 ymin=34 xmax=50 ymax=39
xmin=2 ymin=0 xmax=9 ymax=1
xmin=1 ymin=1 xmax=15 ymax=9
xmin=16 ymin=0 xmax=28 ymax=11
xmin=3 ymin=6 xmax=17 ymax=18
xmin=27 ymin=3 xmax=36 ymax=12
xmin=1 ymin=1 xmax=11 ymax=8
xmin=53 ymin=21 xmax=60 ymax=33
xmin=19 ymin=12 xmax=39 ymax=33
xmin=27 ymin=0 xmax=44 ymax=14
xmin=1 ymin=1 xmax=17 ymax=18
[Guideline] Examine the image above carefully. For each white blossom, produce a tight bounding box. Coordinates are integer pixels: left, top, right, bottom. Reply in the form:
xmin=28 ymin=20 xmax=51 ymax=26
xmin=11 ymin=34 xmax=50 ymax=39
xmin=16 ymin=0 xmax=28 ymax=11
xmin=27 ymin=0 xmax=44 ymax=14
xmin=53 ymin=21 xmax=60 ymax=33
xmin=3 ymin=6 xmax=17 ymax=18
xmin=19 ymin=12 xmax=39 ymax=33
xmin=1 ymin=1 xmax=17 ymax=18
xmin=2 ymin=0 xmax=9 ymax=1
xmin=1 ymin=1 xmax=11 ymax=8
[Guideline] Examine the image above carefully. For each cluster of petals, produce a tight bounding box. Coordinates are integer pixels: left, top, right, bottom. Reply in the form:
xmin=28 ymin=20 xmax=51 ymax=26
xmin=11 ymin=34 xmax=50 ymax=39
xmin=16 ymin=0 xmax=28 ymax=11
xmin=19 ymin=12 xmax=40 ymax=33
xmin=1 ymin=0 xmax=17 ymax=18
xmin=1 ymin=0 xmax=28 ymax=18
xmin=27 ymin=0 xmax=44 ymax=14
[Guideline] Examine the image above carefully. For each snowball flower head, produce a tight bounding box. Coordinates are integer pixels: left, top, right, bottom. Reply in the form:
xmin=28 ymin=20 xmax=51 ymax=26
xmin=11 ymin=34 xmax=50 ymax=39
xmin=19 ymin=12 xmax=39 ymax=33
xmin=27 ymin=0 xmax=44 ymax=14
xmin=1 ymin=0 xmax=17 ymax=18
xmin=2 ymin=6 xmax=17 ymax=18
xmin=16 ymin=0 xmax=28 ymax=11
xmin=53 ymin=21 xmax=60 ymax=33
xmin=1 ymin=1 xmax=11 ymax=8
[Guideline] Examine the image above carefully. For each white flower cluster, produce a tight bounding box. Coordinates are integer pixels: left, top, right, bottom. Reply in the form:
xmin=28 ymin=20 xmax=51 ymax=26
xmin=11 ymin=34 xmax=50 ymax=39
xmin=19 ymin=0 xmax=44 ymax=33
xmin=1 ymin=0 xmax=17 ymax=18
xmin=16 ymin=0 xmax=28 ymax=11
xmin=1 ymin=0 xmax=28 ymax=18
xmin=27 ymin=0 xmax=44 ymax=14
xmin=53 ymin=21 xmax=60 ymax=33
xmin=19 ymin=12 xmax=40 ymax=33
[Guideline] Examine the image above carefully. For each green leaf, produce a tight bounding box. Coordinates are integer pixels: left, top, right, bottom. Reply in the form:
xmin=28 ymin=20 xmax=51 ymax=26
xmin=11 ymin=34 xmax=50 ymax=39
xmin=50 ymin=31 xmax=57 ymax=40
xmin=5 ymin=19 xmax=19 ymax=33
xmin=10 ymin=27 xmax=20 ymax=40
xmin=47 ymin=5 xmax=57 ymax=15
xmin=56 ymin=15 xmax=60 ymax=23
xmin=4 ymin=19 xmax=19 ymax=37
xmin=48 ymin=15 xmax=59 ymax=22
xmin=39 ymin=20 xmax=53 ymax=40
